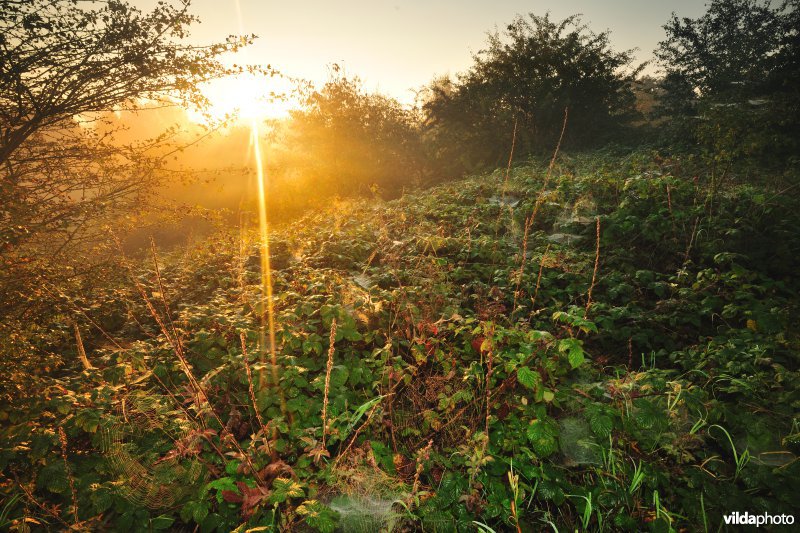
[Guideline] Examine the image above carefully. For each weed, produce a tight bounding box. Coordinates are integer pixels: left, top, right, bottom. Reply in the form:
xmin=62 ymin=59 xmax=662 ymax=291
xmin=709 ymin=424 xmax=751 ymax=481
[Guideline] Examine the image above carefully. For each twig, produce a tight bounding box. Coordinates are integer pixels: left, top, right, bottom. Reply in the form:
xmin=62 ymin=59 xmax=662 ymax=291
xmin=585 ymin=216 xmax=601 ymax=317
xmin=628 ymin=337 xmax=633 ymax=371
xmin=666 ymin=183 xmax=677 ymax=238
xmin=12 ymin=471 xmax=71 ymax=529
xmin=513 ymin=107 xmax=568 ymax=316
xmin=530 ymin=244 xmax=550 ymax=311
xmin=679 ymin=216 xmax=700 ymax=277
xmin=484 ymin=326 xmax=495 ymax=439
xmin=501 ymin=117 xmax=519 ymax=196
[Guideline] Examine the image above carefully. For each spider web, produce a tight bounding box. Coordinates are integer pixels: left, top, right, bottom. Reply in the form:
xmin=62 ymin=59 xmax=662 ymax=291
xmin=99 ymin=390 xmax=208 ymax=509
xmin=327 ymin=455 xmax=408 ymax=532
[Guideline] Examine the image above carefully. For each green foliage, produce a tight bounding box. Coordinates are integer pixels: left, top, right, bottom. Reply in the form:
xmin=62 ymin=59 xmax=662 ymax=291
xmin=0 ymin=0 xmax=251 ymax=322
xmin=423 ymin=12 xmax=641 ymax=173
xmin=527 ymin=419 xmax=560 ymax=458
xmin=2 ymin=150 xmax=798 ymax=530
xmin=296 ymin=500 xmax=338 ymax=533
xmin=655 ymin=0 xmax=800 ymax=164
xmin=268 ymin=478 xmax=305 ymax=504
xmin=269 ymin=70 xmax=426 ymax=217
xmin=4 ymin=1 xmax=799 ymax=531
xmin=516 ymin=366 xmax=541 ymax=390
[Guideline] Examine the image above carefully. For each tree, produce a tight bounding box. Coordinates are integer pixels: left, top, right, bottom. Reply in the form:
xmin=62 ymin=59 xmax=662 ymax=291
xmin=422 ymin=13 xmax=641 ymax=173
xmin=269 ymin=69 xmax=425 ymax=216
xmin=655 ymin=0 xmax=800 ymax=162
xmin=0 ymin=0 xmax=250 ymax=318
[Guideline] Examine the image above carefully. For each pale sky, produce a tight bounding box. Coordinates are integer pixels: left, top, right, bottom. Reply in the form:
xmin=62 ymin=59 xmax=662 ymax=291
xmin=133 ymin=0 xmax=709 ymax=106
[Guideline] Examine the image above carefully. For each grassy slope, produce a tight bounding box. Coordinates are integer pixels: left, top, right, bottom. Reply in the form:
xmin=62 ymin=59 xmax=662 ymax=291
xmin=2 ymin=151 xmax=799 ymax=531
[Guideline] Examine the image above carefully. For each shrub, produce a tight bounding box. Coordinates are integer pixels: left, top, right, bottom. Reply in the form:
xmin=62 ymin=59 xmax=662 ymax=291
xmin=422 ymin=13 xmax=642 ymax=174
xmin=655 ymin=0 xmax=800 ymax=166
xmin=268 ymin=70 xmax=426 ymax=216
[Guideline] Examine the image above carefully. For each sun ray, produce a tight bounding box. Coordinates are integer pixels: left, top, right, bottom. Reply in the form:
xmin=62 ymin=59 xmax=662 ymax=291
xmin=226 ymin=0 xmax=287 ymax=420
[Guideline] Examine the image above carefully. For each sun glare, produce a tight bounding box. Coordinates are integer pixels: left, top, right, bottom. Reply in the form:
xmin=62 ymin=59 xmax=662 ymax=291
xmin=188 ymin=73 xmax=295 ymax=124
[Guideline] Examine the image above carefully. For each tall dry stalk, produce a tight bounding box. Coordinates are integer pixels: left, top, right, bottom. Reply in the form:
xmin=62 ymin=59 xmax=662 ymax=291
xmin=513 ymin=108 xmax=568 ymax=315
xmin=584 ymin=216 xmax=601 ymax=317
xmin=48 ymin=283 xmax=208 ymax=459
xmin=513 ymin=212 xmax=533 ymax=314
xmin=411 ymin=439 xmax=434 ymax=500
xmin=12 ymin=471 xmax=71 ymax=529
xmin=147 ymin=243 xmax=266 ymax=479
xmin=502 ymin=117 xmax=519 ymax=195
xmin=73 ymin=321 xmax=92 ymax=370
xmin=116 ymin=236 xmax=266 ymax=484
xmin=58 ymin=426 xmax=78 ymax=524
xmin=484 ymin=329 xmax=494 ymax=439
xmin=628 ymin=337 xmax=634 ymax=370
xmin=232 ymin=222 xmax=288 ymax=425
xmin=681 ymin=216 xmax=700 ymax=275
xmin=240 ymin=333 xmax=272 ymax=457
xmin=141 ymin=239 xmax=209 ymax=411
xmin=530 ymin=243 xmax=551 ymax=311
xmin=666 ymin=183 xmax=677 ymax=237
xmin=322 ymin=318 xmax=337 ymax=447
xmin=495 ymin=117 xmax=520 ymax=241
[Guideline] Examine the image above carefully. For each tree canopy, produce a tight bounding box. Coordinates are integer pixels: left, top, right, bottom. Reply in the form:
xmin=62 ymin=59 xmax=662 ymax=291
xmin=422 ymin=13 xmax=641 ymax=173
xmin=655 ymin=0 xmax=800 ymax=162
xmin=269 ymin=70 xmax=423 ymax=216
xmin=0 ymin=0 xmax=250 ymax=318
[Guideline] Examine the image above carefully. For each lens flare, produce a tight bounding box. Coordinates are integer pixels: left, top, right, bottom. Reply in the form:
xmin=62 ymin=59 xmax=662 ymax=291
xmin=233 ymin=0 xmax=286 ymax=418
xmin=249 ymin=120 xmax=277 ymax=388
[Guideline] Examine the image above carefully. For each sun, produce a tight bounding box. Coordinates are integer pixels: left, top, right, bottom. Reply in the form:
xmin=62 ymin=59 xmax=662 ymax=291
xmin=187 ymin=72 xmax=295 ymax=124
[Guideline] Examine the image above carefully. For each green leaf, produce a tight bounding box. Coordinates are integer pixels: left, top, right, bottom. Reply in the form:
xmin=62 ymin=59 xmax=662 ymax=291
xmin=297 ymin=500 xmax=338 ymax=533
xmin=526 ymin=419 xmax=559 ymax=457
xmin=287 ymin=397 xmax=308 ymax=413
xmin=588 ymin=412 xmax=613 ymax=438
xmin=517 ymin=367 xmax=541 ymax=390
xmin=436 ymin=474 xmax=465 ymax=507
xmin=559 ymin=338 xmax=586 ymax=369
xmin=269 ymin=478 xmax=305 ymax=504
xmin=633 ymin=400 xmax=659 ymax=430
xmin=256 ymin=388 xmax=274 ymax=411
xmin=370 ymin=441 xmax=395 ymax=474
xmin=330 ymin=365 xmax=350 ymax=388
xmin=207 ymin=477 xmax=238 ymax=504
xmin=225 ymin=460 xmax=240 ymax=476
xmin=568 ymin=346 xmax=585 ymax=369
xmin=192 ymin=502 xmax=210 ymax=523
xmin=200 ymin=513 xmax=223 ymax=533
xmin=537 ymin=480 xmax=565 ymax=504
xmin=75 ymin=409 xmax=101 ymax=433
xmin=38 ymin=462 xmax=67 ymax=494
xmin=342 ymin=395 xmax=383 ymax=441
xmin=151 ymin=516 xmax=175 ymax=530
xmin=90 ymin=486 xmax=113 ymax=513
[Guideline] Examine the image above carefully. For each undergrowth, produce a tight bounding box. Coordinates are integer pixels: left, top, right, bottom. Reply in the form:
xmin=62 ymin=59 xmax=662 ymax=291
xmin=1 ymin=151 xmax=799 ymax=531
